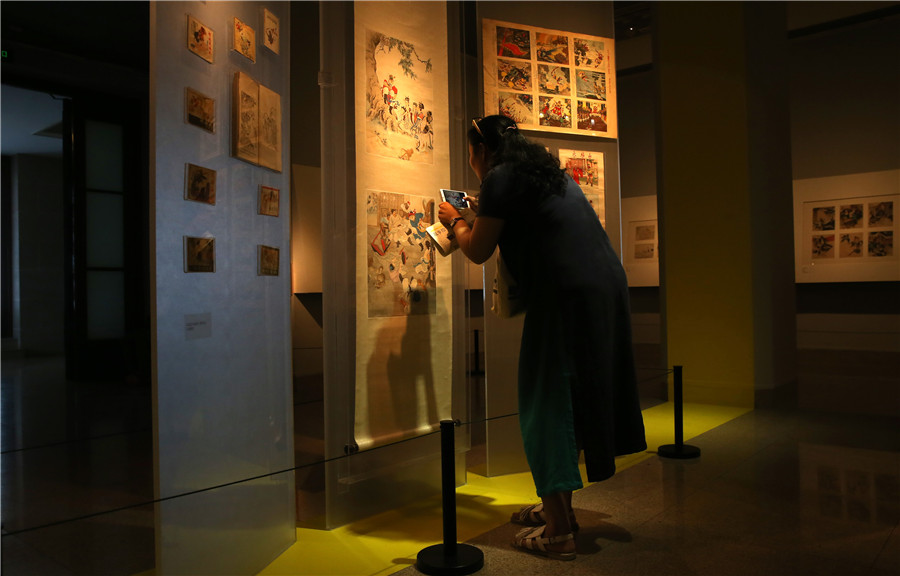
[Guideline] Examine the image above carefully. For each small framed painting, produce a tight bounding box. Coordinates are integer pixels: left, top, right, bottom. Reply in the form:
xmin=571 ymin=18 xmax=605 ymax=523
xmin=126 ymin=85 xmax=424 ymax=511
xmin=184 ymin=236 xmax=216 ymax=273
xmin=187 ymin=15 xmax=214 ymax=63
xmin=184 ymin=163 xmax=216 ymax=205
xmin=259 ymin=185 xmax=280 ymax=217
xmin=258 ymin=245 xmax=280 ymax=276
xmin=185 ymin=87 xmax=215 ymax=133
xmin=233 ymin=17 xmax=256 ymax=62
xmin=263 ymin=8 xmax=280 ymax=54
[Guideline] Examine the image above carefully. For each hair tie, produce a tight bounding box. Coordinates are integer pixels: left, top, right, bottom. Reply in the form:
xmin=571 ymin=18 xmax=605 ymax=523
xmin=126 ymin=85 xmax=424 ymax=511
xmin=505 ymin=125 xmax=518 ymax=132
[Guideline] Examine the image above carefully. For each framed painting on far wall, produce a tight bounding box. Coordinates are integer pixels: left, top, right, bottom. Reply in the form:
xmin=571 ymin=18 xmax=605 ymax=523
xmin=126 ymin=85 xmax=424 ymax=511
xmin=263 ymin=8 xmax=280 ymax=54
xmin=185 ymin=87 xmax=215 ymax=133
xmin=233 ymin=17 xmax=256 ymax=62
xmin=259 ymin=185 xmax=279 ymax=216
xmin=187 ymin=15 xmax=214 ymax=63
xmin=184 ymin=163 xmax=216 ymax=205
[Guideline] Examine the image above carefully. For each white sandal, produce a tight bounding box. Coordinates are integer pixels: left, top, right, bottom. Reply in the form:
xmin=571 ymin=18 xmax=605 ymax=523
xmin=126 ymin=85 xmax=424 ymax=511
xmin=511 ymin=503 xmax=580 ymax=532
xmin=512 ymin=525 xmax=576 ymax=561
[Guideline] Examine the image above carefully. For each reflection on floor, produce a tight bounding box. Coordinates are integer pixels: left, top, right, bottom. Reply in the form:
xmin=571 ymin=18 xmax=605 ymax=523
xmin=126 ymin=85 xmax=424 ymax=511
xmin=265 ymin=406 xmax=900 ymax=576
xmin=3 ymin=354 xmax=899 ymax=576
xmin=1 ymin=355 xmax=155 ymax=576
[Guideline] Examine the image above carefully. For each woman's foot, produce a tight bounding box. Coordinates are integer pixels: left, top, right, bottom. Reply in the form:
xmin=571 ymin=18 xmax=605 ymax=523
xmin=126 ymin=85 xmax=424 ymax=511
xmin=512 ymin=525 xmax=576 ymax=561
xmin=510 ymin=503 xmax=580 ymax=532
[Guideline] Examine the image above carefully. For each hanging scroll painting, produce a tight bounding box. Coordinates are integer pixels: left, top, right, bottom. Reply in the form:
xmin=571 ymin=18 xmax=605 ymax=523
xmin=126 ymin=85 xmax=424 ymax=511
xmin=366 ymin=191 xmax=436 ymax=317
xmin=363 ymin=29 xmax=435 ymax=164
xmin=354 ymin=1 xmax=452 ymax=451
xmin=484 ymin=19 xmax=617 ymax=139
xmin=559 ymin=149 xmax=605 ymax=226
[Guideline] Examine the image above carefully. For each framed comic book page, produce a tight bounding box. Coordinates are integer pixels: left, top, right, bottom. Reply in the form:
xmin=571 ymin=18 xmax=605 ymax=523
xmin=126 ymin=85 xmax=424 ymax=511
xmin=483 ymin=19 xmax=617 ymax=139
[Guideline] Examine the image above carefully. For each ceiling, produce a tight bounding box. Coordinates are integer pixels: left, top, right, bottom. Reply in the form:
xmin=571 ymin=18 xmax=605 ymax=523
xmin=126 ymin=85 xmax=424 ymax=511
xmin=1 ymin=85 xmax=65 ymax=158
xmin=1 ymin=1 xmax=148 ymax=158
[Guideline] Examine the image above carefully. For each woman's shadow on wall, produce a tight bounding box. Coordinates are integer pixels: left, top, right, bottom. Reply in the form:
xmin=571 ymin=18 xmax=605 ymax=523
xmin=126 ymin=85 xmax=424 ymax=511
xmin=365 ymin=289 xmax=440 ymax=444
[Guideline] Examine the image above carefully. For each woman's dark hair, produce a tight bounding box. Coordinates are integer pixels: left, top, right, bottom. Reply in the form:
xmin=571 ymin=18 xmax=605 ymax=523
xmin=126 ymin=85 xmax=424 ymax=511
xmin=468 ymin=115 xmax=567 ymax=198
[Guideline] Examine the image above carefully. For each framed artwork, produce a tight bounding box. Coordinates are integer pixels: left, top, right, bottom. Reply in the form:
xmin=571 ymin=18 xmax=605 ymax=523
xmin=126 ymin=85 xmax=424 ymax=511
xmin=263 ymin=8 xmax=280 ymax=54
xmin=794 ymin=170 xmax=899 ymax=283
xmin=258 ymin=245 xmax=280 ymax=276
xmin=483 ymin=19 xmax=617 ymax=139
xmin=258 ymin=84 xmax=282 ymax=172
xmin=259 ymin=185 xmax=279 ymax=217
xmin=187 ymin=15 xmax=214 ymax=63
xmin=232 ymin=71 xmax=260 ymax=165
xmin=185 ymin=87 xmax=215 ymax=133
xmin=621 ymin=195 xmax=659 ymax=287
xmin=366 ymin=190 xmax=436 ymax=317
xmin=233 ymin=17 xmax=256 ymax=62
xmin=232 ymin=72 xmax=282 ymax=172
xmin=184 ymin=236 xmax=216 ymax=273
xmin=184 ymin=163 xmax=216 ymax=205
xmin=558 ymin=149 xmax=605 ymax=225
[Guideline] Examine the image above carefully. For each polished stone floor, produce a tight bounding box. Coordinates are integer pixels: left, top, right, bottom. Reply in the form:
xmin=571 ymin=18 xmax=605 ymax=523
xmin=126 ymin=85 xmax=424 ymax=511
xmin=396 ymin=409 xmax=900 ymax=576
xmin=3 ymin=353 xmax=899 ymax=575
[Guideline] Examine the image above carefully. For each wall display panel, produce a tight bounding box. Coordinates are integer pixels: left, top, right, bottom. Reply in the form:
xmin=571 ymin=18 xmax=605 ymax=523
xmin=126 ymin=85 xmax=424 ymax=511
xmin=153 ymin=2 xmax=293 ymax=572
xmin=621 ymin=195 xmax=659 ymax=287
xmin=353 ymin=1 xmax=451 ymax=450
xmin=483 ymin=19 xmax=617 ymax=139
xmin=794 ymin=170 xmax=899 ymax=283
xmin=559 ymin=148 xmax=605 ymax=226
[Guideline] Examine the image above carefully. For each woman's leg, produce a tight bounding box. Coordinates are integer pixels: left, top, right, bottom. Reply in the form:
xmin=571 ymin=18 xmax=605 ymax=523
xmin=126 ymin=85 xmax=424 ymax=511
xmin=540 ymin=491 xmax=576 ymax=553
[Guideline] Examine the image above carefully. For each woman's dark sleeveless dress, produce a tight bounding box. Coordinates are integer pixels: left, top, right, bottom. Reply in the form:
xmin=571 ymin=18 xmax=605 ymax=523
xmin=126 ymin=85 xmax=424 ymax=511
xmin=478 ymin=164 xmax=647 ymax=496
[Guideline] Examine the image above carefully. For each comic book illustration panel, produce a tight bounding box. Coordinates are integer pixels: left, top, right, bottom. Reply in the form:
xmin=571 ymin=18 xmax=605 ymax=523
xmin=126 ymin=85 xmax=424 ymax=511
xmin=812 ymin=206 xmax=835 ymax=231
xmin=867 ymin=231 xmax=893 ymax=257
xmin=868 ymin=201 xmax=893 ymax=227
xmin=574 ymin=37 xmax=606 ymax=70
xmin=575 ymin=70 xmax=606 ymax=101
xmin=497 ymin=59 xmax=532 ymax=92
xmin=539 ymin=96 xmax=572 ymax=128
xmin=535 ymin=33 xmax=569 ymax=64
xmin=499 ymin=92 xmax=533 ymax=125
xmin=258 ymin=85 xmax=282 ymax=172
xmin=234 ymin=72 xmax=259 ymax=164
xmin=366 ymin=191 xmax=437 ymax=317
xmin=634 ymin=243 xmax=656 ymax=260
xmin=559 ymin=150 xmax=604 ymax=190
xmin=537 ymin=64 xmax=571 ymax=96
xmin=576 ymin=100 xmax=607 ymax=132
xmin=263 ymin=8 xmax=280 ymax=55
xmin=259 ymin=185 xmax=279 ymax=217
xmin=184 ymin=163 xmax=216 ymax=205
xmin=839 ymin=233 xmax=863 ymax=258
xmin=496 ymin=26 xmax=531 ymax=60
xmin=185 ymin=87 xmax=215 ymax=133
xmin=258 ymin=245 xmax=280 ymax=276
xmin=584 ymin=193 xmax=605 ymax=224
xmin=812 ymin=234 xmax=835 ymax=259
xmin=635 ymin=223 xmax=656 ymax=241
xmin=187 ymin=15 xmax=214 ymax=63
xmin=233 ymin=17 xmax=256 ymax=62
xmin=184 ymin=236 xmax=215 ymax=273
xmin=839 ymin=204 xmax=864 ymax=229
xmin=364 ymin=29 xmax=435 ymax=164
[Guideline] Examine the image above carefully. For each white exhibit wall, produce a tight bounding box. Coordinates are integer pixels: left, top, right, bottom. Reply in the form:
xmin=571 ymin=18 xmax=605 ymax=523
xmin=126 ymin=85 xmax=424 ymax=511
xmin=150 ymin=2 xmax=294 ymax=574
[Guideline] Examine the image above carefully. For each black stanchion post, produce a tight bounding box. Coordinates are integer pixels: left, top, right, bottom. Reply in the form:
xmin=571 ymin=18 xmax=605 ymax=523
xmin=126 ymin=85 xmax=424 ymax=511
xmin=416 ymin=420 xmax=484 ymax=576
xmin=658 ymin=366 xmax=701 ymax=459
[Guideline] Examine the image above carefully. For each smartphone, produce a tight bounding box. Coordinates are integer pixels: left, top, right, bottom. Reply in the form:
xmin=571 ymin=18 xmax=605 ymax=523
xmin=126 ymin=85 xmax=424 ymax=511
xmin=440 ymin=189 xmax=468 ymax=210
